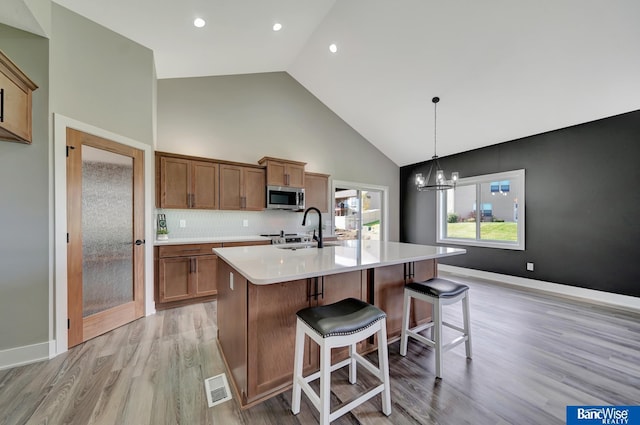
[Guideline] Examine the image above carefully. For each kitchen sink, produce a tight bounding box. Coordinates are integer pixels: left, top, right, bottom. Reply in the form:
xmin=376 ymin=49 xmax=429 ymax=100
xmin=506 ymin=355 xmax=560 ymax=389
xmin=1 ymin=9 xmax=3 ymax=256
xmin=276 ymin=241 xmax=342 ymax=250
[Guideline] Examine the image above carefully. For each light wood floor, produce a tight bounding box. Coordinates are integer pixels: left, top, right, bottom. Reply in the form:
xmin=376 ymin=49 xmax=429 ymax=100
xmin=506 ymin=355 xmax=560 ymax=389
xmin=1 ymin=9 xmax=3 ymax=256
xmin=1 ymin=275 xmax=639 ymax=425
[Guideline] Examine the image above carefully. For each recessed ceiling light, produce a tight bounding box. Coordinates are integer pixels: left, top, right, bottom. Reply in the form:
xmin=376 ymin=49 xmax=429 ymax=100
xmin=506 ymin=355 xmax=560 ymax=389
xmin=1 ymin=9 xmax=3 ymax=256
xmin=194 ymin=18 xmax=206 ymax=28
xmin=273 ymin=23 xmax=282 ymax=31
xmin=329 ymin=43 xmax=338 ymax=53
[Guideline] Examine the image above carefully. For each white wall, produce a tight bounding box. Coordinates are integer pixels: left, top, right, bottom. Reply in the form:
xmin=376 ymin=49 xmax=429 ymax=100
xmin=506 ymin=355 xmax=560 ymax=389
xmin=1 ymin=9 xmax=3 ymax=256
xmin=0 ymin=4 xmax=156 ymax=368
xmin=0 ymin=24 xmax=49 ymax=352
xmin=157 ymin=72 xmax=400 ymax=240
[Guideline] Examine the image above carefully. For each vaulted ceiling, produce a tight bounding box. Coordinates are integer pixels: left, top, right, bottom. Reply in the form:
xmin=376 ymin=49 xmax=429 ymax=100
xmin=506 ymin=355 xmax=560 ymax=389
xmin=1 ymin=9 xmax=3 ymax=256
xmin=4 ymin=0 xmax=640 ymax=166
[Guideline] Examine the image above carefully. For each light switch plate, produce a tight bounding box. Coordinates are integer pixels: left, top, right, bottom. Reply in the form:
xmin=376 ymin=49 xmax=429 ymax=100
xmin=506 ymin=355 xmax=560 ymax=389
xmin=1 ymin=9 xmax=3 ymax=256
xmin=179 ymin=219 xmax=186 ymax=228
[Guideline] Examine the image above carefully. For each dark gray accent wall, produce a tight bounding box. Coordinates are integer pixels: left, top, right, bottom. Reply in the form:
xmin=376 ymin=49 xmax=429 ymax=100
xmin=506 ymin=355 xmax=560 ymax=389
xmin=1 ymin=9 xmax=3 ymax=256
xmin=401 ymin=110 xmax=640 ymax=297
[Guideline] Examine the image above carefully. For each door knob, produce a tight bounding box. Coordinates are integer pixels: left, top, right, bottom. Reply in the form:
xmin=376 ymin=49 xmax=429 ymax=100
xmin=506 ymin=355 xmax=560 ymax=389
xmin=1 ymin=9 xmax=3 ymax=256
xmin=135 ymin=239 xmax=145 ymax=245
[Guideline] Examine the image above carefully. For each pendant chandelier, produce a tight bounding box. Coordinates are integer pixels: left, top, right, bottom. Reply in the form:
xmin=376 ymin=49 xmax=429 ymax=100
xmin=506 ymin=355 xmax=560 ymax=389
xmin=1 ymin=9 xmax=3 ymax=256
xmin=415 ymin=96 xmax=458 ymax=191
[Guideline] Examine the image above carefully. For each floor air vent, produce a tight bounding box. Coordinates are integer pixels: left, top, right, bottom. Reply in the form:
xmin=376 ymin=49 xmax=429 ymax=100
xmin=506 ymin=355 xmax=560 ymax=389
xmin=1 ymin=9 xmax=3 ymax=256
xmin=204 ymin=373 xmax=232 ymax=408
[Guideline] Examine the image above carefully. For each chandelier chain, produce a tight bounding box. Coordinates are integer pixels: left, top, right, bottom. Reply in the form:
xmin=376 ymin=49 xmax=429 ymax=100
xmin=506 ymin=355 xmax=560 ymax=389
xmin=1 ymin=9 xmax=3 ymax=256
xmin=433 ymin=99 xmax=438 ymax=158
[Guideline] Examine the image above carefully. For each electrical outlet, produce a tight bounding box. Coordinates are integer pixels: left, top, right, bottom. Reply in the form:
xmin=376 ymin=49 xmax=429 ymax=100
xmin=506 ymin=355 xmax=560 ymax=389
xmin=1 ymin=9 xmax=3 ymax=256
xmin=526 ymin=262 xmax=534 ymax=272
xmin=243 ymin=219 xmax=249 ymax=227
xmin=179 ymin=219 xmax=186 ymax=228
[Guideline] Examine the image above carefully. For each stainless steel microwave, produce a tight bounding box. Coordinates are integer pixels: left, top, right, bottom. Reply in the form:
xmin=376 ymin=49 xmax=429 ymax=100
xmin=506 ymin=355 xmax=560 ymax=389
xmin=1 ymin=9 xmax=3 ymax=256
xmin=266 ymin=185 xmax=305 ymax=210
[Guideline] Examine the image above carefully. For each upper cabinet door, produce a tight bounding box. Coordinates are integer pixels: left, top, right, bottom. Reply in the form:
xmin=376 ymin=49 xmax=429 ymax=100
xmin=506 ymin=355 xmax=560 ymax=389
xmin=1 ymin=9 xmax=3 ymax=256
xmin=219 ymin=164 xmax=265 ymax=211
xmin=191 ymin=161 xmax=218 ymax=209
xmin=159 ymin=156 xmax=190 ymax=209
xmin=266 ymin=161 xmax=287 ymax=186
xmin=286 ymin=163 xmax=305 ymax=188
xmin=304 ymin=172 xmax=329 ymax=213
xmin=157 ymin=154 xmax=219 ymax=210
xmin=0 ymin=50 xmax=38 ymax=144
xmin=243 ymin=167 xmax=266 ymax=211
xmin=219 ymin=164 xmax=243 ymax=210
xmin=259 ymin=157 xmax=306 ymax=188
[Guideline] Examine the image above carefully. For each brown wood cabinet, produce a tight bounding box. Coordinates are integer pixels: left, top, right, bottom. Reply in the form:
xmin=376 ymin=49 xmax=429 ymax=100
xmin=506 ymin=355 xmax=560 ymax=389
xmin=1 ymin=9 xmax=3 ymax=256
xmin=0 ymin=50 xmax=38 ymax=144
xmin=155 ymin=240 xmax=271 ymax=310
xmin=156 ymin=243 xmax=222 ymax=308
xmin=372 ymin=259 xmax=436 ymax=340
xmin=156 ymin=154 xmax=219 ymax=209
xmin=258 ymin=157 xmax=306 ymax=188
xmin=216 ymin=256 xmax=442 ymax=408
xmin=219 ymin=163 xmax=265 ymax=210
xmin=246 ymin=270 xmax=365 ymax=404
xmin=304 ymin=172 xmax=329 ymax=213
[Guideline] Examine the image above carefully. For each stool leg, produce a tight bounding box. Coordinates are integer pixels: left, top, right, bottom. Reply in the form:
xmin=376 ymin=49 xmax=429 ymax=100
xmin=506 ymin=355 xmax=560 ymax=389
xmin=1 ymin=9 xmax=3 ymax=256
xmin=349 ymin=342 xmax=357 ymax=384
xmin=291 ymin=321 xmax=304 ymax=415
xmin=378 ymin=320 xmax=392 ymax=416
xmin=399 ymin=290 xmax=411 ymax=356
xmin=433 ymin=299 xmax=443 ymax=379
xmin=319 ymin=342 xmax=332 ymax=425
xmin=462 ymin=291 xmax=472 ymax=359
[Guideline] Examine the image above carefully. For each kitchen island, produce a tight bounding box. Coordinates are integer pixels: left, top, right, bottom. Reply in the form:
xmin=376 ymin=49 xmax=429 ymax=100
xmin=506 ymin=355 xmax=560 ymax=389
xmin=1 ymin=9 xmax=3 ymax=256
xmin=214 ymin=240 xmax=465 ymax=407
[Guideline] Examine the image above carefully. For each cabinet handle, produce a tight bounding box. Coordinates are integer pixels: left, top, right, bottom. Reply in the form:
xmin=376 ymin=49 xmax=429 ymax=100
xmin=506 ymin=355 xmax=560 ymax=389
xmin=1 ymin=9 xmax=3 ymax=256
xmin=194 ymin=258 xmax=198 ymax=274
xmin=285 ymin=173 xmax=289 ymax=186
xmin=308 ymin=276 xmax=324 ymax=301
xmin=404 ymin=261 xmax=415 ymax=283
xmin=191 ymin=193 xmax=195 ymax=207
xmin=0 ymin=88 xmax=4 ymax=122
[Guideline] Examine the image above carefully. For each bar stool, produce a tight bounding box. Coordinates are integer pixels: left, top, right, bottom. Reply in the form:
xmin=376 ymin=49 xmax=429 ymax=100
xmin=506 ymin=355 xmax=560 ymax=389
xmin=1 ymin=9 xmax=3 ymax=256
xmin=400 ymin=277 xmax=472 ymax=378
xmin=291 ymin=297 xmax=392 ymax=425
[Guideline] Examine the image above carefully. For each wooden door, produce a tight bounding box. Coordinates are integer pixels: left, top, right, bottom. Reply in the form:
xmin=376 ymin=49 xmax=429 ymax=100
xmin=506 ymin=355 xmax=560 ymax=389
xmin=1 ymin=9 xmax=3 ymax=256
xmin=286 ymin=163 xmax=305 ymax=188
xmin=219 ymin=164 xmax=242 ymax=210
xmin=265 ymin=160 xmax=287 ymax=186
xmin=66 ymin=128 xmax=145 ymax=347
xmin=194 ymin=254 xmax=218 ymax=296
xmin=159 ymin=156 xmax=190 ymax=208
xmin=191 ymin=161 xmax=218 ymax=209
xmin=304 ymin=172 xmax=329 ymax=213
xmin=243 ymin=167 xmax=265 ymax=211
xmin=158 ymin=257 xmax=192 ymax=302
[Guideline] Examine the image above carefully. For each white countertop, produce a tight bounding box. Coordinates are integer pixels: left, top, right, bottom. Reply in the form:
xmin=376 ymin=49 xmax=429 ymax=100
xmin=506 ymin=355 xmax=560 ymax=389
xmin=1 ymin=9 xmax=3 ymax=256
xmin=154 ymin=235 xmax=272 ymax=246
xmin=214 ymin=240 xmax=466 ymax=284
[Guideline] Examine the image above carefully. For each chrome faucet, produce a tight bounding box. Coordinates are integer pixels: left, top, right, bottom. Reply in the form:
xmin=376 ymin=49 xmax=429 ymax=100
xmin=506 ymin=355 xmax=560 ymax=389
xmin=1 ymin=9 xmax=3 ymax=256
xmin=301 ymin=207 xmax=323 ymax=248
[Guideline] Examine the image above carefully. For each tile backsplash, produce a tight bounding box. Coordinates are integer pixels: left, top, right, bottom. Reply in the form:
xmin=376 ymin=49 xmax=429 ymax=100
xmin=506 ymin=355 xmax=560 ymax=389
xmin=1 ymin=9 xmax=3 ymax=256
xmin=156 ymin=209 xmax=331 ymax=238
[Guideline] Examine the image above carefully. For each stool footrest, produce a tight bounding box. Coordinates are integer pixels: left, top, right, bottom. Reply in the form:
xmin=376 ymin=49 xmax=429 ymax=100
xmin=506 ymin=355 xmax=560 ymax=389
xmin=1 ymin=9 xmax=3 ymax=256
xmin=330 ymin=384 xmax=385 ymax=422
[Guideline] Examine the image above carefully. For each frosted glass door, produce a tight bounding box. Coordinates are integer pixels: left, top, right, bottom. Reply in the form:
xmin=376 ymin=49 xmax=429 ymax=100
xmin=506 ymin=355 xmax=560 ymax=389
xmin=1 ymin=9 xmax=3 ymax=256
xmin=67 ymin=127 xmax=144 ymax=348
xmin=81 ymin=146 xmax=133 ymax=317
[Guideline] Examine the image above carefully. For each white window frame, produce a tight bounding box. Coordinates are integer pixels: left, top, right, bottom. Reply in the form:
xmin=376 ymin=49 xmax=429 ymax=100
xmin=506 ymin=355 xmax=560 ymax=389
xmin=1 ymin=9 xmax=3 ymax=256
xmin=436 ymin=169 xmax=525 ymax=250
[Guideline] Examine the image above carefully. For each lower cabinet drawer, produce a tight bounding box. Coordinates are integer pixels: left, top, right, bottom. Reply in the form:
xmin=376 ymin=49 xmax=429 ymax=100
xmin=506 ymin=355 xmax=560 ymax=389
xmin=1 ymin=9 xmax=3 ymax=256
xmin=158 ymin=243 xmax=222 ymax=258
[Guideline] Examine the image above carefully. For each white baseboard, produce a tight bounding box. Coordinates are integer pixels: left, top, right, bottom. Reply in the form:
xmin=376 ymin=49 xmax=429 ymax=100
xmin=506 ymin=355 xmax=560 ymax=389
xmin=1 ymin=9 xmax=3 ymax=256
xmin=438 ymin=265 xmax=640 ymax=313
xmin=0 ymin=340 xmax=53 ymax=371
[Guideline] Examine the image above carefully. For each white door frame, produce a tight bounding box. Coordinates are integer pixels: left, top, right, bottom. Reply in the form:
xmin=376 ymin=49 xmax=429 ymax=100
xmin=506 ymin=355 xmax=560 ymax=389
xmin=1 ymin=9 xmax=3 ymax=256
xmin=52 ymin=114 xmax=155 ymax=357
xmin=331 ymin=180 xmax=389 ymax=242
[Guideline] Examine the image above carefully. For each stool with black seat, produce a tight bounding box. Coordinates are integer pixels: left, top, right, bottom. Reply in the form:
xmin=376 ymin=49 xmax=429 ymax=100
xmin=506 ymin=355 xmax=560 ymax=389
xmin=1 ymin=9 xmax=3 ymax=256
xmin=291 ymin=297 xmax=391 ymax=425
xmin=400 ymin=277 xmax=472 ymax=379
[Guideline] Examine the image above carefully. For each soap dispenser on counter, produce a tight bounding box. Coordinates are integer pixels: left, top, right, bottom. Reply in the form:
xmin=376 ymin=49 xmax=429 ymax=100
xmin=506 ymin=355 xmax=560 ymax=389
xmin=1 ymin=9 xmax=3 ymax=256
xmin=156 ymin=213 xmax=169 ymax=240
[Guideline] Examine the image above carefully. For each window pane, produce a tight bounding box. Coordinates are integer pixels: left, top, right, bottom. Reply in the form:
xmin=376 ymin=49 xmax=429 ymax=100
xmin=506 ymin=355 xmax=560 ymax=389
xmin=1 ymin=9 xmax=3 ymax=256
xmin=437 ymin=169 xmax=525 ymax=250
xmin=445 ymin=184 xmax=476 ymax=240
xmin=479 ymin=179 xmax=519 ymax=242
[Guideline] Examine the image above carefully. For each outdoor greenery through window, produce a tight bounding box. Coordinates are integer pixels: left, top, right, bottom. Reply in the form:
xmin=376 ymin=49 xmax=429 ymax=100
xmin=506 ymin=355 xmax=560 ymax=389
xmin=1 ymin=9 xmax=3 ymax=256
xmin=437 ymin=169 xmax=525 ymax=250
